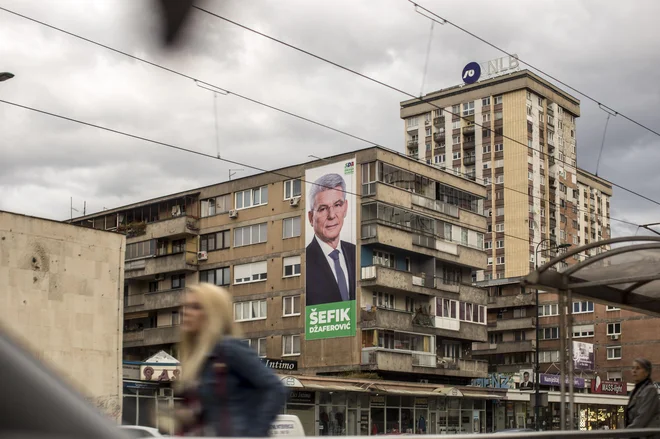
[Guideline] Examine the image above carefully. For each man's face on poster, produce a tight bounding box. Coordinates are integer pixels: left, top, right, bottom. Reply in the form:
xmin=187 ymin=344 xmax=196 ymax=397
xmin=308 ymin=186 xmax=348 ymax=246
xmin=524 ymin=372 xmax=530 ymax=382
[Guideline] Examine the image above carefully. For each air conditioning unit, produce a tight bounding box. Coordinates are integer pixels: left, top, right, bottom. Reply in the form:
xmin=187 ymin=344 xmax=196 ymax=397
xmin=229 ymin=209 xmax=238 ymax=219
xmin=289 ymin=196 xmax=301 ymax=207
xmin=610 ymin=334 xmax=619 ymax=340
xmin=154 ymin=274 xmax=165 ymax=281
xmin=197 ymin=251 xmax=208 ymax=261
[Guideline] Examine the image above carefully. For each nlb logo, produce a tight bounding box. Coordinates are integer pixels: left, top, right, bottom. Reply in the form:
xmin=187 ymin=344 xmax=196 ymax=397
xmin=462 ymin=62 xmax=481 ymax=84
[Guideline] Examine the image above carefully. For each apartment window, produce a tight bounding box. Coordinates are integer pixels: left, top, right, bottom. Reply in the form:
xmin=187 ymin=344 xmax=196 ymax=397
xmin=539 ymin=304 xmax=559 ymax=317
xmin=283 ymin=334 xmax=301 ymax=356
xmin=526 ymin=91 xmax=532 ymax=101
xmin=483 ymin=145 xmax=491 ymax=154
xmin=496 ymin=207 xmax=504 ymax=216
xmin=148 ymin=281 xmax=158 ymax=293
xmin=283 ymin=255 xmax=301 ymax=277
xmin=234 ymin=223 xmax=268 ymax=247
xmin=234 ymin=299 xmax=267 ymax=322
xmin=494 ymin=96 xmax=503 ymax=105
xmin=484 ymin=241 xmax=492 ymax=250
xmin=125 ymin=240 xmax=156 ymax=260
xmin=168 ymin=239 xmax=184 ymax=254
xmin=452 ymin=105 xmax=460 ymax=114
xmin=200 ymin=230 xmax=230 ymax=252
xmin=496 ymin=256 xmax=505 ymax=265
xmin=373 ymin=250 xmax=395 ymax=268
xmin=487 ymin=257 xmax=493 ymax=266
xmin=434 ymin=154 xmax=446 ymax=164
xmin=234 ymin=261 xmax=268 ymax=284
xmin=407 ymin=117 xmax=418 ymax=127
xmin=483 ymin=113 xmax=491 ymax=123
xmin=171 ymin=274 xmax=185 ymax=290
xmin=607 ymin=346 xmax=622 ymax=360
xmin=495 ymin=159 xmax=504 ymax=168
xmin=452 ymin=120 xmax=461 ymax=130
xmin=572 ymin=301 xmax=594 ymax=314
xmin=482 ymin=97 xmax=491 ymax=106
xmin=199 ymin=267 xmax=231 ymax=286
xmin=538 ymin=351 xmax=560 ymax=363
xmin=374 ymin=292 xmax=396 ymax=309
xmin=572 ymin=324 xmax=595 ymax=338
xmin=451 ymin=135 xmax=460 ymax=145
xmin=513 ymin=308 xmax=527 ymax=318
xmin=539 ymin=327 xmax=559 ymax=340
xmin=526 ymin=105 xmax=532 ymax=116
xmin=462 ymin=101 xmax=475 ymax=116
xmin=495 ymin=176 xmax=504 ymax=186
xmin=453 ymin=151 xmax=461 ymax=160
xmin=283 ymin=295 xmax=302 ymax=316
xmin=494 ymin=111 xmax=503 ymax=120
xmin=244 ymin=338 xmax=267 ymax=358
xmin=425 ymin=113 xmax=431 ymax=122
xmin=538 ymin=97 xmax=543 ymax=106
xmin=496 ymin=239 xmax=504 ymax=249
xmin=571 ymin=129 xmax=575 ymax=138
xmin=528 ymin=171 xmax=533 ymax=181
xmin=608 ymin=371 xmax=623 ymax=382
xmin=284 ymin=179 xmax=302 ymax=200
xmin=235 ymin=186 xmax=268 ymax=210
xmin=282 ymin=216 xmax=301 ymax=239
xmin=172 ymin=310 xmax=180 ymax=326
xmin=495 ymin=223 xmax=504 ymax=232
xmin=607 ymin=306 xmax=621 ymax=311
xmin=201 ymin=194 xmax=231 ymax=217
xmin=607 ymin=322 xmax=621 ymax=335
xmin=495 ymin=143 xmax=504 ymax=152
xmin=514 ymin=331 xmax=526 ymax=341
xmin=425 ymin=127 xmax=432 ymax=137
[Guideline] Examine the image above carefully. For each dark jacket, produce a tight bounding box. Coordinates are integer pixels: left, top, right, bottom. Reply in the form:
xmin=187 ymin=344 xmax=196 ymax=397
xmin=196 ymin=337 xmax=288 ymax=437
xmin=305 ymin=238 xmax=356 ymax=306
xmin=626 ymin=378 xmax=660 ymax=439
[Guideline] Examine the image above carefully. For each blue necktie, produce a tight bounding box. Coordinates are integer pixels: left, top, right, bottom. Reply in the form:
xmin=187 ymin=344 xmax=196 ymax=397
xmin=329 ymin=249 xmax=349 ymax=301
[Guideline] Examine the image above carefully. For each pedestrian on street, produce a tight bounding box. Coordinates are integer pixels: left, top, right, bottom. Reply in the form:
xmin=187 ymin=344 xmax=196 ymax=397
xmin=170 ymin=283 xmax=287 ymax=437
xmin=625 ymin=358 xmax=660 ymax=439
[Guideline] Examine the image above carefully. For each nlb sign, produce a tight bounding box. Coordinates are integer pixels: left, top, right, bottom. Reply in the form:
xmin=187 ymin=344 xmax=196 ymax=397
xmin=462 ymin=54 xmax=520 ymax=84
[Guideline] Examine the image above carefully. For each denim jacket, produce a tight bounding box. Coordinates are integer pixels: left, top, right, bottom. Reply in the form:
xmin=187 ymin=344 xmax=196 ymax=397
xmin=197 ymin=337 xmax=288 ymax=437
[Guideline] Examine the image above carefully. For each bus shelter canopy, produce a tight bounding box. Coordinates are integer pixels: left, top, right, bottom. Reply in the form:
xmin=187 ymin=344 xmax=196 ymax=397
xmin=522 ymin=236 xmax=660 ymax=317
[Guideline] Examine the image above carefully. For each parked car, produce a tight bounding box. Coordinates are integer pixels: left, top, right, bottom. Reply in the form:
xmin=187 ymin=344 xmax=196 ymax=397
xmin=270 ymin=414 xmax=305 ymax=437
xmin=119 ymin=426 xmax=163 ymax=437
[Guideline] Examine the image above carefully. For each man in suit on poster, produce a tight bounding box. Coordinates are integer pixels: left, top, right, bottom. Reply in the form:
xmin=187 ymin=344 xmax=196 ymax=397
xmin=306 ymin=173 xmax=356 ymax=306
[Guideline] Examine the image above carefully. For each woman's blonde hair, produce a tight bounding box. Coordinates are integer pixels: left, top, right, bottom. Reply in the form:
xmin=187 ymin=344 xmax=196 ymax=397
xmin=179 ymin=283 xmax=241 ymax=388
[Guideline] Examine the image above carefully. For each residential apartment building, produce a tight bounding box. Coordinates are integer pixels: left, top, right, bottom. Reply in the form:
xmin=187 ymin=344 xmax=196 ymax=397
xmin=70 ymin=147 xmax=492 ymax=387
xmin=400 ymin=70 xmax=581 ymax=280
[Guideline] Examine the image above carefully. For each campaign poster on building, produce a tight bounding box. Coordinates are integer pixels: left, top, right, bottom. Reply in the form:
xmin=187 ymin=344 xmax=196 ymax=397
xmin=519 ymin=369 xmax=534 ymax=390
xmin=573 ymin=341 xmax=595 ymax=371
xmin=305 ymin=158 xmax=357 ymax=340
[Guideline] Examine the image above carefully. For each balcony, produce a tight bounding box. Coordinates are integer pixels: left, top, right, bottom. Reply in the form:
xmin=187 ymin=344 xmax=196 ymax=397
xmin=361 ymin=348 xmax=487 ymax=378
xmin=488 ymin=317 xmax=536 ymax=332
xmin=486 ymin=293 xmax=536 ymax=309
xmin=123 ymin=330 xmax=145 ymax=348
xmin=361 ymin=307 xmax=415 ymax=332
xmin=411 ymin=194 xmax=459 ymax=218
xmin=125 ymin=215 xmax=199 ymax=243
xmin=433 ymin=117 xmax=445 ymax=126
xmin=144 ymin=288 xmax=184 ymax=311
xmin=463 ymin=125 xmax=475 ymax=135
xmin=124 ymin=326 xmax=180 ymax=348
xmin=463 ymin=155 xmax=476 ymax=166
xmin=360 ymin=265 xmax=439 ymax=297
xmin=472 ymin=340 xmax=536 ymax=355
xmin=125 ymin=252 xmax=198 ymax=280
xmin=407 ymin=140 xmax=419 ymax=149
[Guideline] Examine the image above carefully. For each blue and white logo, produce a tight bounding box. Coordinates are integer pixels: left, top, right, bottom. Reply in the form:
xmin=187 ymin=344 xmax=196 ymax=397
xmin=462 ymin=62 xmax=481 ymax=84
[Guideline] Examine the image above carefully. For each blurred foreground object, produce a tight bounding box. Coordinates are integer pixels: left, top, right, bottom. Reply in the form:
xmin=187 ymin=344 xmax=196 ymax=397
xmin=0 ymin=325 xmax=125 ymax=439
xmin=0 ymin=72 xmax=15 ymax=81
xmin=157 ymin=0 xmax=195 ymax=45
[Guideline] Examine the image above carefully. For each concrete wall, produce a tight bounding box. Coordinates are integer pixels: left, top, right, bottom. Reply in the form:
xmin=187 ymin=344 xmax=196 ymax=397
xmin=0 ymin=211 xmax=124 ymax=422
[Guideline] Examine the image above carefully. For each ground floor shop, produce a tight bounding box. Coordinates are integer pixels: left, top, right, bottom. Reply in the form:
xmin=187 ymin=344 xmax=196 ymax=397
xmin=497 ymin=390 xmax=627 ymax=431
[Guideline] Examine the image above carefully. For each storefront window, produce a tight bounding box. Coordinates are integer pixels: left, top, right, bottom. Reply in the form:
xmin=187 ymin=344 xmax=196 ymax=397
xmin=320 ymin=393 xmax=347 ymax=436
xmin=448 ymin=399 xmax=460 ymax=434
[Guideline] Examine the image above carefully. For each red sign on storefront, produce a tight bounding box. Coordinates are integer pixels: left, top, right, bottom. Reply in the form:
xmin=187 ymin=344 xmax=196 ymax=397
xmin=592 ymin=378 xmax=627 ymax=395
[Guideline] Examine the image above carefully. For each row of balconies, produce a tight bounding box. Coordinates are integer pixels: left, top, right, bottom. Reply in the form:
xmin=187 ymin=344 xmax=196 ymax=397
xmin=360 ymin=348 xmax=487 ymax=378
xmin=123 ymin=325 xmax=179 ymax=348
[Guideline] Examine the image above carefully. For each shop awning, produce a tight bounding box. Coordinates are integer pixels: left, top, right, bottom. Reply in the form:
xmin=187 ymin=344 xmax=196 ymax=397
xmin=124 ymin=312 xmax=149 ymax=320
xmin=302 ymin=383 xmax=367 ymax=392
xmin=373 ymin=386 xmax=438 ymax=396
xmin=434 ymin=387 xmax=464 ymax=397
xmin=461 ymin=391 xmax=504 ymax=400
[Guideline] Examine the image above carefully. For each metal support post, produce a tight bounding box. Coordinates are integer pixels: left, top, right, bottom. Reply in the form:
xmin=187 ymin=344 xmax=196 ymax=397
xmin=558 ymin=290 xmax=567 ymax=430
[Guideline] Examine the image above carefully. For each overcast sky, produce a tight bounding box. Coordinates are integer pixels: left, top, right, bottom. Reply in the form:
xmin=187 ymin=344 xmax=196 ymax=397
xmin=1 ymin=0 xmax=659 ymax=237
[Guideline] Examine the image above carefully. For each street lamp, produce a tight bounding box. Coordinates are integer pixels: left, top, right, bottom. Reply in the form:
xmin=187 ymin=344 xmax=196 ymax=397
xmin=533 ymin=239 xmax=571 ymax=431
xmin=0 ymin=72 xmax=15 ymax=82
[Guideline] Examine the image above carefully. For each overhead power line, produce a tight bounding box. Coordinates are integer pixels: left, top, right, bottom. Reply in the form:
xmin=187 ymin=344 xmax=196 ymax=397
xmin=408 ymin=1 xmax=660 ymax=139
xmin=0 ymin=98 xmax=634 ymax=255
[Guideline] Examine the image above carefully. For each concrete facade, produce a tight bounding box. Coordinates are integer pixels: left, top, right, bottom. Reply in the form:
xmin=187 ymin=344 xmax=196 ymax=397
xmin=71 ymin=146 xmax=491 ymax=385
xmin=0 ymin=210 xmax=124 ymax=421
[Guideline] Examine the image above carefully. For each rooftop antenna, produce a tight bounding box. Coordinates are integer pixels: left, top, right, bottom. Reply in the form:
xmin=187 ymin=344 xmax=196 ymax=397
xmin=70 ymin=197 xmax=79 ymax=221
xmin=229 ymin=169 xmax=244 ymax=181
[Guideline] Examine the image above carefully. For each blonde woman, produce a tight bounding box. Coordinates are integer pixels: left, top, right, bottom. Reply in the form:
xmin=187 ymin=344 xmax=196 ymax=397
xmin=172 ymin=283 xmax=287 ymax=436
